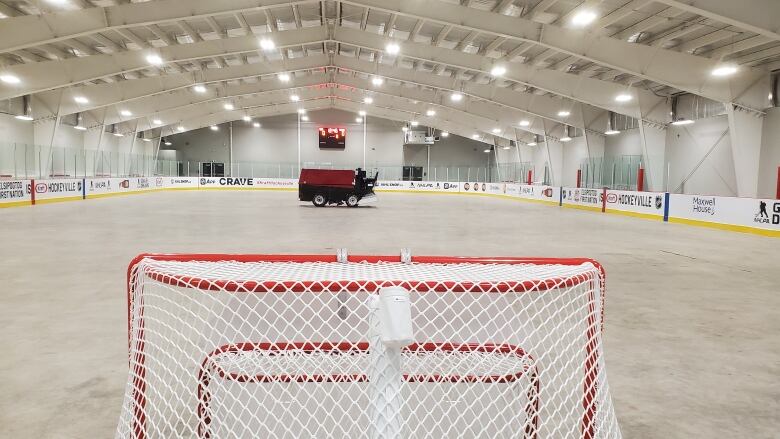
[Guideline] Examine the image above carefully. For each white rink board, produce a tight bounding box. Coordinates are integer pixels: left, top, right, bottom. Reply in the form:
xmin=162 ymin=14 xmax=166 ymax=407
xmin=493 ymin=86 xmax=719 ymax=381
xmin=605 ymin=190 xmax=665 ymax=218
xmin=669 ymin=194 xmax=780 ymax=232
xmin=0 ymin=179 xmax=31 ymax=206
xmin=163 ymin=177 xmax=199 ymax=189
xmin=34 ymin=179 xmax=83 ymax=202
xmin=511 ymin=184 xmax=560 ymax=204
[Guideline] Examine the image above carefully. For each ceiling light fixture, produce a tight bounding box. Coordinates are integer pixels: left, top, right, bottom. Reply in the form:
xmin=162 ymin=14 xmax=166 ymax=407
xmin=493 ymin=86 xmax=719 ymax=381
xmin=605 ymin=129 xmax=620 ymax=135
xmin=483 ymin=149 xmax=491 ymax=153
xmin=15 ymin=115 xmax=33 ymax=121
xmin=527 ymin=141 xmax=537 ymax=146
xmin=223 ymin=103 xmax=234 ymax=110
xmin=355 ymin=117 xmax=363 ymax=123
xmin=152 ymin=119 xmax=162 ymax=125
xmin=671 ymin=118 xmax=694 ymax=126
xmin=372 ymin=76 xmax=384 ymax=86
xmin=120 ymin=110 xmax=132 ymax=117
xmin=74 ymin=125 xmax=87 ymax=131
xmin=278 ymin=73 xmax=290 ymax=82
xmin=359 ymin=110 xmax=367 ymax=116
xmin=253 ymin=122 xmax=261 ymax=128
xmin=164 ymin=140 xmax=172 ymax=146
xmin=177 ymin=126 xmax=185 ymax=132
xmin=210 ymin=125 xmax=219 ymax=131
xmin=711 ymin=65 xmax=738 ymax=77
xmin=402 ymin=126 xmax=408 ymax=132
xmin=113 ymin=132 xmax=124 ymax=137
xmin=298 ymin=109 xmax=306 ymax=114
xmin=0 ymin=74 xmax=21 ymax=84
xmin=74 ymin=96 xmax=89 ymax=104
xmin=490 ymin=65 xmax=506 ymax=77
xmin=558 ymin=110 xmax=571 ymax=117
xmin=259 ymin=38 xmax=275 ymax=50
xmin=472 ymin=134 xmax=480 ymax=139
xmin=410 ymin=121 xmax=419 ymax=127
xmin=560 ymin=136 xmax=572 ymax=142
xmin=385 ymin=42 xmax=400 ymax=55
xmin=193 ymin=84 xmax=207 ymax=93
xmin=450 ymin=92 xmax=463 ymax=102
xmin=146 ymin=54 xmax=163 ymax=65
xmin=363 ymin=97 xmax=374 ymax=104
xmin=519 ymin=120 xmax=530 ymax=127
xmin=426 ymin=110 xmax=436 ymax=116
xmin=441 ymin=131 xmax=449 ymax=137
xmin=615 ymin=94 xmax=632 ymax=102
xmin=571 ymin=10 xmax=597 ymax=26
xmin=492 ymin=128 xmax=501 ymax=134
xmin=301 ymin=115 xmax=309 ymax=121
xmin=290 ymin=95 xmax=300 ymax=102
xmin=243 ymin=115 xmax=251 ymax=122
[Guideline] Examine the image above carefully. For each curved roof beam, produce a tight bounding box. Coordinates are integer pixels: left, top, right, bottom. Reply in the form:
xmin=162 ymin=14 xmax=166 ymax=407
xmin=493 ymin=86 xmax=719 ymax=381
xmin=0 ymin=26 xmax=328 ymax=100
xmin=652 ymin=0 xmax=780 ymax=41
xmin=342 ymin=0 xmax=767 ymax=108
xmin=0 ymin=0 xmax=318 ymax=54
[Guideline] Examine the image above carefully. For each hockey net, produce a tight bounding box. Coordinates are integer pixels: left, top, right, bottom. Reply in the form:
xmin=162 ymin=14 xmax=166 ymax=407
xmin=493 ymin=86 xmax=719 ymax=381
xmin=117 ymin=254 xmax=621 ymax=439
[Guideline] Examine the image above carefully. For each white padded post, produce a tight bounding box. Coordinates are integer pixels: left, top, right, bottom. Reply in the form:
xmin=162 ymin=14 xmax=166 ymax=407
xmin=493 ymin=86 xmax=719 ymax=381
xmin=369 ymin=286 xmax=413 ymax=439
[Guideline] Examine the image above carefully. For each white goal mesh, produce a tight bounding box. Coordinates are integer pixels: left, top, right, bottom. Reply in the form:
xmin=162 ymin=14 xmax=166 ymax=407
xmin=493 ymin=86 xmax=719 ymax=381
xmin=117 ymin=254 xmax=621 ymax=439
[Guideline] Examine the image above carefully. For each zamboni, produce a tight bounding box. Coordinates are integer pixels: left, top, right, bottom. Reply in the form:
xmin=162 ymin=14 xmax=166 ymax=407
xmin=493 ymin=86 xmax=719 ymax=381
xmin=298 ymin=168 xmax=378 ymax=207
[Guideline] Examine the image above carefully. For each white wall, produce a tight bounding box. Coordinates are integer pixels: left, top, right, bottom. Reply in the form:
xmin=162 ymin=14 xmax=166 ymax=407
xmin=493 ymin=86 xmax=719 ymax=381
xmin=757 ymin=107 xmax=780 ymax=198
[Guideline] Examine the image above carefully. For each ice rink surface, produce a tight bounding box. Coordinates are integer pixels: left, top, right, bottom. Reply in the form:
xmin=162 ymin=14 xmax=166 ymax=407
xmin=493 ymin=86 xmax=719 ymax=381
xmin=0 ymin=190 xmax=778 ymax=438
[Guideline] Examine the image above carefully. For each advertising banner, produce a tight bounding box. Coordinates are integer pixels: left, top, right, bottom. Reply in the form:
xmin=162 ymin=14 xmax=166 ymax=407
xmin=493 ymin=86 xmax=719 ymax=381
xmin=0 ymin=179 xmax=31 ymax=207
xmin=505 ymin=183 xmax=521 ymax=197
xmin=461 ymin=182 xmax=491 ymax=194
xmin=605 ymin=190 xmax=665 ymax=219
xmin=669 ymin=194 xmax=780 ymax=235
xmin=561 ymin=187 xmax=602 ymax=210
xmin=512 ymin=184 xmax=560 ymax=204
xmin=485 ymin=183 xmax=505 ymax=195
xmin=199 ymin=177 xmax=297 ymax=189
xmin=34 ymin=178 xmax=83 ymax=203
xmin=375 ymin=181 xmax=459 ymax=192
xmin=163 ymin=177 xmax=199 ymax=189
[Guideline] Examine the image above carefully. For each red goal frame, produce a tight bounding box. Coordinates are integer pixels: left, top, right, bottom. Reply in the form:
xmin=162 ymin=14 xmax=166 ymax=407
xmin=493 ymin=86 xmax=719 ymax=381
xmin=125 ymin=254 xmax=606 ymax=439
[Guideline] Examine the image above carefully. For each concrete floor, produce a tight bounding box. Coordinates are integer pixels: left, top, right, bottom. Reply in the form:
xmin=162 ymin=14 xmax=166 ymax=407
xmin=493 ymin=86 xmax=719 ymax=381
xmin=0 ymin=191 xmax=778 ymax=438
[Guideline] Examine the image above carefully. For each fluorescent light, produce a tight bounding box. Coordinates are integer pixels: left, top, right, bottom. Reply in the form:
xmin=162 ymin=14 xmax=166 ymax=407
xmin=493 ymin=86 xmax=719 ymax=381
xmin=615 ymin=94 xmax=632 ymax=102
xmin=560 ymin=136 xmax=572 ymax=142
xmin=242 ymin=115 xmax=251 ymax=122
xmin=146 ymin=54 xmax=163 ymax=65
xmin=490 ymin=65 xmax=506 ymax=77
xmin=571 ymin=10 xmax=597 ymax=26
xmin=401 ymin=126 xmax=408 ymax=132
xmin=426 ymin=110 xmax=436 ymax=116
xmin=223 ymin=103 xmax=234 ymax=110
xmin=372 ymin=76 xmax=384 ymax=86
xmin=290 ymin=95 xmax=300 ymax=102
xmin=152 ymin=119 xmax=162 ymax=125
xmin=278 ymin=73 xmax=290 ymax=82
xmin=142 ymin=138 xmax=152 ymax=142
xmin=164 ymin=141 xmax=172 ymax=146
xmin=74 ymin=125 xmax=87 ymax=131
xmin=472 ymin=134 xmax=480 ymax=139
xmin=301 ymin=115 xmax=309 ymax=121
xmin=441 ymin=131 xmax=449 ymax=137
xmin=355 ymin=117 xmax=363 ymax=123
xmin=527 ymin=141 xmax=537 ymax=146
xmin=74 ymin=96 xmax=89 ymax=104
xmin=605 ymin=129 xmax=620 ymax=135
xmin=450 ymin=92 xmax=463 ymax=102
xmin=483 ymin=149 xmax=491 ymax=153
xmin=177 ymin=126 xmax=185 ymax=132
xmin=15 ymin=115 xmax=33 ymax=121
xmin=502 ymin=146 xmax=511 ymax=150
xmin=297 ymin=108 xmax=306 ymax=114
xmin=711 ymin=65 xmax=738 ymax=77
xmin=410 ymin=121 xmax=419 ymax=127
xmin=492 ymin=128 xmax=501 ymax=134
xmin=359 ymin=110 xmax=367 ymax=116
xmin=253 ymin=122 xmax=261 ymax=128
xmin=0 ymin=74 xmax=20 ymax=84
xmin=210 ymin=125 xmax=219 ymax=131
xmin=671 ymin=119 xmax=694 ymax=126
xmin=120 ymin=110 xmax=132 ymax=117
xmin=385 ymin=42 xmax=400 ymax=55
xmin=363 ymin=97 xmax=374 ymax=104
xmin=193 ymin=84 xmax=207 ymax=93
xmin=558 ymin=110 xmax=571 ymax=117
xmin=519 ymin=120 xmax=530 ymax=127
xmin=259 ymin=38 xmax=275 ymax=50
xmin=113 ymin=132 xmax=124 ymax=137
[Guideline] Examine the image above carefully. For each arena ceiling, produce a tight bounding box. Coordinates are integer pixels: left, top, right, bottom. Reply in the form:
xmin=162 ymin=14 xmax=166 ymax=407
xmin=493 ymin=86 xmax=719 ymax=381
xmin=0 ymin=0 xmax=777 ymax=144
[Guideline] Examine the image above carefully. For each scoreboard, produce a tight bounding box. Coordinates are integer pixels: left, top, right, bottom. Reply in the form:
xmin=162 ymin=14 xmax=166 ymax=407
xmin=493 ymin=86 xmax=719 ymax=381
xmin=318 ymin=127 xmax=346 ymax=149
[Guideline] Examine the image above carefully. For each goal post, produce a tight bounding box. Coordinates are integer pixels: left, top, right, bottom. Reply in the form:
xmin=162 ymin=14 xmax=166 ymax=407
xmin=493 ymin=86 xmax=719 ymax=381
xmin=117 ymin=253 xmax=621 ymax=439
